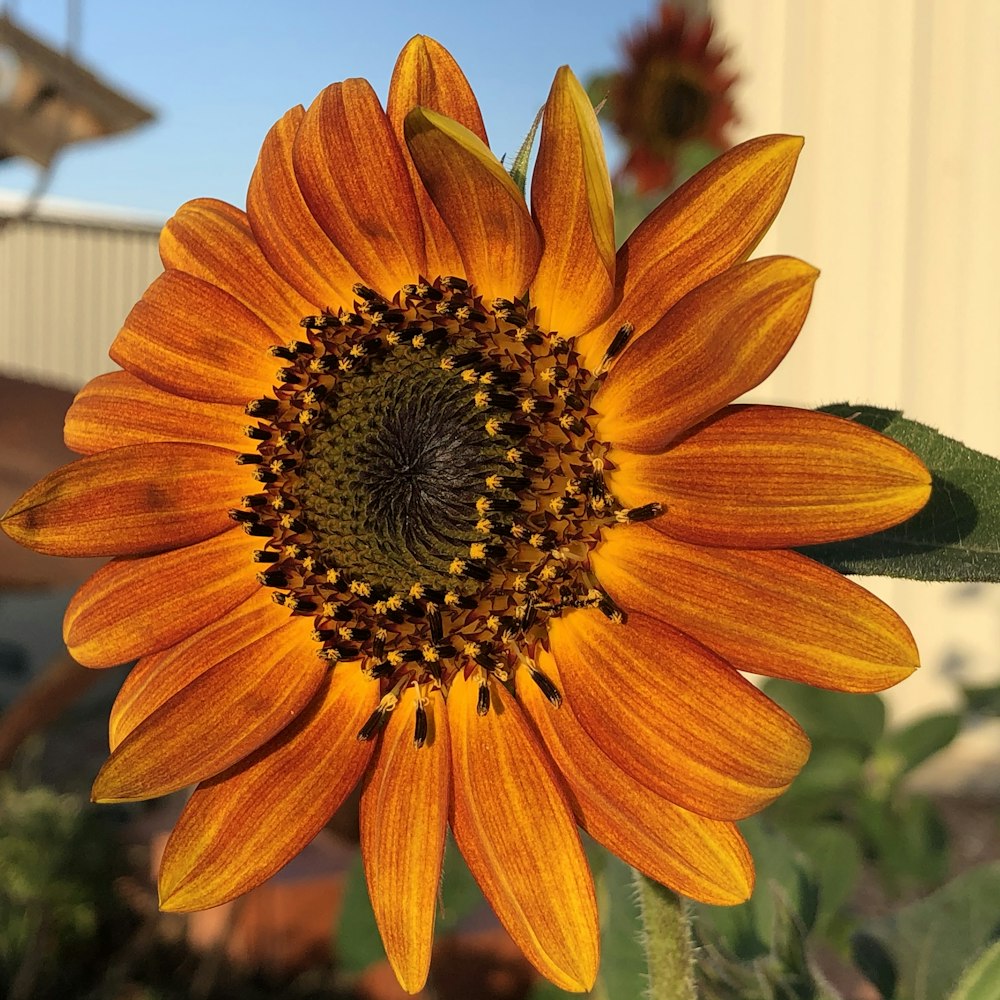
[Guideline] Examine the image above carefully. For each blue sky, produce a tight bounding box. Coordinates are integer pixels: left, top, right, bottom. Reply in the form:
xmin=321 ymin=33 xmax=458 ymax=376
xmin=1 ymin=0 xmax=656 ymax=216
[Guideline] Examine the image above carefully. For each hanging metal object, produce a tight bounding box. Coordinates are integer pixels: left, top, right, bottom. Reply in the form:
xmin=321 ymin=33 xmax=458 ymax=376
xmin=0 ymin=12 xmax=154 ymax=167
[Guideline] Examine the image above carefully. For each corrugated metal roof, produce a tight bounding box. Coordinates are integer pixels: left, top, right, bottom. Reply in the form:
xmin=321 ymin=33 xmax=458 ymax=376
xmin=0 ymin=187 xmax=165 ymax=231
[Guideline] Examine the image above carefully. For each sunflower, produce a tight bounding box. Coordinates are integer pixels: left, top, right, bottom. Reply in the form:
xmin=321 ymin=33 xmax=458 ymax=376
xmin=1 ymin=35 xmax=929 ymax=995
xmin=609 ymin=1 xmax=738 ymax=193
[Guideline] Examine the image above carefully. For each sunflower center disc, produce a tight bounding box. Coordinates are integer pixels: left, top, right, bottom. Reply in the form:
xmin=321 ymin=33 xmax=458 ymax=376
xmin=299 ymin=351 xmax=504 ymax=593
xmin=234 ymin=277 xmax=658 ymax=727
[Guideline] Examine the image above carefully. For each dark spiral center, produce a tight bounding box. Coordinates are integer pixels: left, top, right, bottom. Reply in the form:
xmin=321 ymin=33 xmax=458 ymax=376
xmin=298 ymin=352 xmax=503 ymax=592
xmin=657 ymin=74 xmax=711 ymax=141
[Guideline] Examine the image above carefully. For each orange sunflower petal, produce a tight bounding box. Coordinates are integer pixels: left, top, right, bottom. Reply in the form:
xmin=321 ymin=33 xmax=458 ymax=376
xmin=110 ymin=270 xmax=280 ymax=405
xmin=593 ymin=523 xmax=919 ymax=692
xmin=516 ymin=652 xmax=753 ymax=905
xmin=388 ymin=35 xmax=488 ymax=280
xmin=448 ymin=670 xmax=598 ymax=992
xmin=613 ymin=405 xmax=932 ymax=547
xmin=247 ymin=106 xmax=361 ymax=310
xmin=360 ymin=685 xmax=449 ymax=994
xmin=548 ymin=608 xmax=809 ymax=819
xmin=1 ymin=443 xmax=244 ymax=557
xmin=65 ymin=371 xmax=250 ymax=456
xmin=159 ymin=665 xmax=377 ymax=911
xmin=93 ymin=613 xmax=322 ymax=802
xmin=109 ymin=585 xmax=283 ymax=750
xmin=159 ymin=197 xmax=315 ymax=330
xmin=576 ymin=134 xmax=803 ymax=370
xmin=597 ymin=257 xmax=818 ymax=452
xmin=63 ymin=527 xmax=259 ymax=667
xmin=293 ymin=79 xmax=425 ymax=296
xmin=404 ymin=106 xmax=542 ymax=303
xmin=530 ymin=65 xmax=615 ymax=336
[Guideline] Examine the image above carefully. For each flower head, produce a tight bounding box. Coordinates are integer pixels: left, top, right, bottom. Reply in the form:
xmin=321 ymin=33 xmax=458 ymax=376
xmin=1 ymin=36 xmax=930 ymax=995
xmin=609 ymin=1 xmax=738 ymax=193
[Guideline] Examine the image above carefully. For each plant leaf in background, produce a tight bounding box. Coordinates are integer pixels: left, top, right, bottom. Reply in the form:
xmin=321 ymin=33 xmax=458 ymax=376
xmin=761 ymin=680 xmax=961 ymax=899
xmin=592 ymin=855 xmax=648 ymax=1000
xmin=335 ymin=850 xmax=385 ymax=974
xmin=335 ymin=836 xmax=487 ymax=978
xmin=851 ymin=862 xmax=1000 ymax=1000
xmin=962 ymin=683 xmax=1000 ymax=717
xmin=801 ymin=405 xmax=1000 ymax=582
xmin=693 ymin=818 xmax=845 ymax=1000
xmin=946 ymin=938 xmax=1000 ymax=1000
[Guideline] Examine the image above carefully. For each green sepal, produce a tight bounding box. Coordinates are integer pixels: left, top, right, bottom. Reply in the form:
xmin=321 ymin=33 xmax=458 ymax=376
xmin=508 ymin=106 xmax=544 ymax=196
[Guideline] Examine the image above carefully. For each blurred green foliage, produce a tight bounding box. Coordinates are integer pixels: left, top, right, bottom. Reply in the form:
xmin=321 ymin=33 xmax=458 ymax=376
xmin=761 ymin=679 xmax=960 ymax=900
xmin=524 ymin=679 xmax=998 ymax=1000
xmin=852 ymin=864 xmax=1000 ymax=1000
xmin=0 ymin=776 xmax=126 ymax=999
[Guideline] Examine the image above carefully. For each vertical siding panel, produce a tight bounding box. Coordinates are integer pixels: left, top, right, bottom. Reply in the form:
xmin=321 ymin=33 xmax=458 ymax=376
xmin=711 ymin=0 xmax=1000 ymax=766
xmin=0 ymin=210 xmax=163 ymax=389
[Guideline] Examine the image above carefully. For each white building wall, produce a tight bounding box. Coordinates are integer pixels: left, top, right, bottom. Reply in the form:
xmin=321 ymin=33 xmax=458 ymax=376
xmin=714 ymin=0 xmax=1000 ymax=786
xmin=0 ymin=194 xmax=162 ymax=390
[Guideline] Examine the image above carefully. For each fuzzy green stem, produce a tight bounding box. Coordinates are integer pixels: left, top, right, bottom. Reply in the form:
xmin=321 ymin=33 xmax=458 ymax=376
xmin=631 ymin=870 xmax=698 ymax=1000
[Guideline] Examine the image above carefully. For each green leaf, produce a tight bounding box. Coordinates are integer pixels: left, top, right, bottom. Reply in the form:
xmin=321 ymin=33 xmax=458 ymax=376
xmin=508 ymin=106 xmax=543 ymax=195
xmin=963 ymin=683 xmax=1000 ymax=716
xmin=334 ymin=836 xmax=486 ymax=975
xmin=872 ymin=713 xmax=962 ymax=790
xmin=696 ymin=817 xmax=818 ymax=961
xmin=947 ymin=939 xmax=1000 ymax=1000
xmin=436 ymin=836 xmax=487 ymax=934
xmin=801 ymin=405 xmax=1000 ymax=582
xmin=335 ymin=850 xmax=384 ymax=973
xmin=765 ymin=745 xmax=866 ymax=833
xmin=594 ymin=855 xmax=647 ymax=1000
xmin=527 ymin=980 xmax=581 ymax=1000
xmin=857 ymin=793 xmax=949 ymax=896
xmin=784 ymin=825 xmax=862 ymax=936
xmin=851 ymin=861 xmax=1000 ymax=1000
xmin=762 ymin=679 xmax=885 ymax=753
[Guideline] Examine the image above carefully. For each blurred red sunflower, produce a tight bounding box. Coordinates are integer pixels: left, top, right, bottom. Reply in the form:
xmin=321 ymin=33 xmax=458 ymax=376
xmin=1 ymin=34 xmax=929 ymax=996
xmin=610 ymin=1 xmax=738 ymax=193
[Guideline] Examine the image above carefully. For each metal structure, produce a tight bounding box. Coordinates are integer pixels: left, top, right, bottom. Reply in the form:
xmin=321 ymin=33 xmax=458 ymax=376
xmin=0 ymin=190 xmax=163 ymax=389
xmin=0 ymin=12 xmax=153 ymax=168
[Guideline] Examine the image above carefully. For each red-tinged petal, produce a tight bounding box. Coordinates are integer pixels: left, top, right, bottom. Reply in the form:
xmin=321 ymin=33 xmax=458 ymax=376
xmin=388 ymin=35 xmax=488 ymax=280
xmin=110 ymin=585 xmax=283 ymax=750
xmin=613 ymin=405 xmax=932 ymax=547
xmin=63 ymin=528 xmax=259 ymax=667
xmin=404 ymin=107 xmax=542 ymax=304
xmin=159 ymin=665 xmax=378 ymax=911
xmin=577 ymin=134 xmax=803 ymax=371
xmin=1 ymin=444 xmax=244 ymax=557
xmin=548 ymin=608 xmax=809 ymax=819
xmin=530 ymin=66 xmax=615 ymax=336
xmin=93 ymin=613 xmax=322 ymax=802
xmin=516 ymin=652 xmax=753 ymax=905
xmin=65 ymin=371 xmax=250 ymax=456
xmin=294 ymin=80 xmax=425 ymax=297
xmin=247 ymin=106 xmax=362 ymax=310
xmin=360 ymin=685 xmax=449 ymax=994
xmin=110 ymin=270 xmax=280 ymax=405
xmin=593 ymin=524 xmax=919 ymax=692
xmin=160 ymin=197 xmax=316 ymax=329
xmin=597 ymin=257 xmax=818 ymax=452
xmin=448 ymin=670 xmax=598 ymax=992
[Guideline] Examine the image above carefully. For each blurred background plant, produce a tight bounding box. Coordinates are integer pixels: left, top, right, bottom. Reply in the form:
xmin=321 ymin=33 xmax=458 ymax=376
xmin=585 ymin=0 xmax=738 ymax=243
